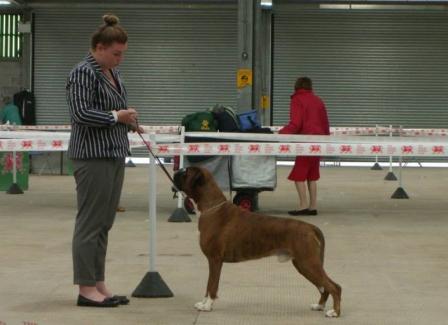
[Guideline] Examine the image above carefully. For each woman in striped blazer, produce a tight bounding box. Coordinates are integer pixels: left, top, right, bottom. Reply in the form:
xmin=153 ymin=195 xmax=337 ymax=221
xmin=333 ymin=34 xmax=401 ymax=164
xmin=67 ymin=14 xmax=140 ymax=308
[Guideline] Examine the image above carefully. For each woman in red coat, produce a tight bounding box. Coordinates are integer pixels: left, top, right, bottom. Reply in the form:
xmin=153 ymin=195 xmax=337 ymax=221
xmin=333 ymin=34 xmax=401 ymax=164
xmin=279 ymin=77 xmax=330 ymax=216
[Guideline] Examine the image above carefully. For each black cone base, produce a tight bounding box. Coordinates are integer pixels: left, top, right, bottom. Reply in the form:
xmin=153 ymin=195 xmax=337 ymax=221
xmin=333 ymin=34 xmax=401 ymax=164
xmin=371 ymin=162 xmax=383 ymax=170
xmin=168 ymin=208 xmax=191 ymax=222
xmin=126 ymin=159 xmax=136 ymax=167
xmin=391 ymin=187 xmax=409 ymax=199
xmin=132 ymin=271 xmax=174 ymax=298
xmin=384 ymin=171 xmax=397 ymax=181
xmin=7 ymin=183 xmax=24 ymax=194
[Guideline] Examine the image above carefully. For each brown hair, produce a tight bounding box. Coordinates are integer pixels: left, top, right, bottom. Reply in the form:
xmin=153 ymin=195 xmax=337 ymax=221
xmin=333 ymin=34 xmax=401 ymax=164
xmin=295 ymin=77 xmax=313 ymax=90
xmin=91 ymin=14 xmax=128 ymax=49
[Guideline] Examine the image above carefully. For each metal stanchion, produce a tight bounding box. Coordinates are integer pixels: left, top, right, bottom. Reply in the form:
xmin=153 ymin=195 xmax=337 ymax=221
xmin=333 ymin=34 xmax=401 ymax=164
xmin=371 ymin=124 xmax=383 ymax=170
xmin=169 ymin=126 xmax=192 ymax=222
xmin=126 ymin=148 xmax=136 ymax=167
xmin=391 ymin=154 xmax=409 ymax=199
xmin=391 ymin=126 xmax=409 ymax=199
xmin=132 ymin=133 xmax=174 ymax=298
xmin=7 ymin=151 xmax=24 ymax=194
xmin=384 ymin=125 xmax=397 ymax=181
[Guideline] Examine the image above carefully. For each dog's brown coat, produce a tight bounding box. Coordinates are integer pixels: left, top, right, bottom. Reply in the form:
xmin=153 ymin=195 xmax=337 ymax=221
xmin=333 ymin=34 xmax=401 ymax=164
xmin=174 ymin=166 xmax=342 ymax=317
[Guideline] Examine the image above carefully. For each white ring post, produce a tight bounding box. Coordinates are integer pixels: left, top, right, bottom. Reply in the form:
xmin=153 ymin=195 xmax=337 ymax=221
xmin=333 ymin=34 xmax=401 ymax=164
xmin=132 ymin=132 xmax=173 ymax=298
xmin=177 ymin=126 xmax=185 ymax=209
xmin=399 ymin=125 xmax=403 ymax=187
xmin=388 ymin=125 xmax=393 ymax=172
xmin=391 ymin=125 xmax=409 ymax=199
xmin=6 ymin=151 xmax=24 ymax=194
xmin=12 ymin=151 xmax=17 ymax=184
xmin=371 ymin=124 xmax=382 ymax=170
xmin=375 ymin=125 xmax=379 ymax=164
xmin=384 ymin=125 xmax=397 ymax=181
xmin=168 ymin=126 xmax=191 ymax=222
xmin=149 ymin=133 xmax=157 ymax=272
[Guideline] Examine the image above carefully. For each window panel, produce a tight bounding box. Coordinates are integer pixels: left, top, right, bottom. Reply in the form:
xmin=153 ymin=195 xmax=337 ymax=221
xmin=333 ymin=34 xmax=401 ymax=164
xmin=0 ymin=13 xmax=22 ymax=60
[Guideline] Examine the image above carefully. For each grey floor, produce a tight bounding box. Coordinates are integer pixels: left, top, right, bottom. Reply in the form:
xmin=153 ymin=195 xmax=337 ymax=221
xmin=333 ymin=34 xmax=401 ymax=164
xmin=1 ymin=164 xmax=447 ymax=325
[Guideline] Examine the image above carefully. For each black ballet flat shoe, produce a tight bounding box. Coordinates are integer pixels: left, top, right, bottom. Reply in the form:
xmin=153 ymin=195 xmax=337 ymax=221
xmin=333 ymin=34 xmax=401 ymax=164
xmin=288 ymin=209 xmax=310 ymax=216
xmin=111 ymin=295 xmax=130 ymax=305
xmin=77 ymin=295 xmax=119 ymax=307
xmin=307 ymin=209 xmax=318 ymax=216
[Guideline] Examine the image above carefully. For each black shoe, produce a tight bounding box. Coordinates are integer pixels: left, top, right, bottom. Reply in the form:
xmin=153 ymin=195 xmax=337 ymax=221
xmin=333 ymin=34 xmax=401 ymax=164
xmin=307 ymin=210 xmax=318 ymax=216
xmin=288 ymin=209 xmax=310 ymax=216
xmin=77 ymin=295 xmax=119 ymax=307
xmin=111 ymin=295 xmax=130 ymax=305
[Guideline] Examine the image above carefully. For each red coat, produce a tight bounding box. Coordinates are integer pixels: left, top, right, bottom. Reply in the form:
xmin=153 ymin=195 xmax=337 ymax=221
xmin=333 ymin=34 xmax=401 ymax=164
xmin=279 ymin=89 xmax=330 ymax=135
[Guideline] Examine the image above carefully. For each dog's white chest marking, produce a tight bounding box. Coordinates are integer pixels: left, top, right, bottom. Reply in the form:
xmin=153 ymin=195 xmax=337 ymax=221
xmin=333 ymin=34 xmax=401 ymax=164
xmin=277 ymin=253 xmax=291 ymax=263
xmin=195 ymin=296 xmax=214 ymax=311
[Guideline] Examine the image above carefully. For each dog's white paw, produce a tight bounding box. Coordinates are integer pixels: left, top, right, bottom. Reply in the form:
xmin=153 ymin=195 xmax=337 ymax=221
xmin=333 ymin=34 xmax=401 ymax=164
xmin=194 ymin=297 xmax=213 ymax=312
xmin=325 ymin=309 xmax=339 ymax=318
xmin=310 ymin=303 xmax=325 ymax=311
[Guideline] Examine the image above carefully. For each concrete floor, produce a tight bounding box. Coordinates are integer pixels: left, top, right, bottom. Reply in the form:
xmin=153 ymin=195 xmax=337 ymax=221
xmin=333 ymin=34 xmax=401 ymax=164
xmin=1 ymin=164 xmax=447 ymax=325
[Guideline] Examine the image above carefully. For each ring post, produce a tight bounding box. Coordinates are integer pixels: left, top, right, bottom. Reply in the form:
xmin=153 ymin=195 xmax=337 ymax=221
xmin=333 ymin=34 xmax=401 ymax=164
xmin=391 ymin=127 xmax=409 ymax=199
xmin=7 ymin=151 xmax=24 ymax=194
xmin=169 ymin=126 xmax=191 ymax=222
xmin=384 ymin=125 xmax=397 ymax=181
xmin=132 ymin=133 xmax=174 ymax=298
xmin=126 ymin=159 xmax=136 ymax=167
xmin=126 ymin=148 xmax=136 ymax=167
xmin=371 ymin=125 xmax=382 ymax=170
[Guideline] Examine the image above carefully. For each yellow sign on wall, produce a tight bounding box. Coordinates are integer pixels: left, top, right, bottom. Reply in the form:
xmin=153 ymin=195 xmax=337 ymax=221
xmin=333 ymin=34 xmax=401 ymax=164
xmin=261 ymin=95 xmax=270 ymax=109
xmin=237 ymin=69 xmax=253 ymax=89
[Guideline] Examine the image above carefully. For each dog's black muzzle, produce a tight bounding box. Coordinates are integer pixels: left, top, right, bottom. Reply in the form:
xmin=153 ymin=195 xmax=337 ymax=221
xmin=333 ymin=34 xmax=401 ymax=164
xmin=172 ymin=168 xmax=187 ymax=192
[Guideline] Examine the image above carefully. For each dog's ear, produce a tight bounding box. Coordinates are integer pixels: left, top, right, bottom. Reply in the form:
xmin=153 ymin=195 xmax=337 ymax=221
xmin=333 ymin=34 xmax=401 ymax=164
xmin=188 ymin=167 xmax=206 ymax=188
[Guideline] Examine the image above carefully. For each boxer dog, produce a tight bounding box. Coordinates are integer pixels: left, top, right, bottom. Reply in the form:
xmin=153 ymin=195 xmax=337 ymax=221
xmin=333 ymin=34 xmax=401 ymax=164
xmin=173 ymin=166 xmax=342 ymax=318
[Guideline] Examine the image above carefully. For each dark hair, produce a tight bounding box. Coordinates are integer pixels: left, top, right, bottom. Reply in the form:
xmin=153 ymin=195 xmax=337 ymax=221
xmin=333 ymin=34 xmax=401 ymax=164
xmin=295 ymin=77 xmax=313 ymax=90
xmin=91 ymin=14 xmax=128 ymax=49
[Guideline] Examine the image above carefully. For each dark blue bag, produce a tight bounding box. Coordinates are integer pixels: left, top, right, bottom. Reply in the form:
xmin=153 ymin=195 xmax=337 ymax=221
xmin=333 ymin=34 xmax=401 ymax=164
xmin=238 ymin=110 xmax=260 ymax=131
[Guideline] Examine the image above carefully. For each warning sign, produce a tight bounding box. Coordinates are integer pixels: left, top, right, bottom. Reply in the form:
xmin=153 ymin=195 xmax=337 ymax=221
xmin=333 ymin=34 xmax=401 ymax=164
xmin=237 ymin=69 xmax=253 ymax=89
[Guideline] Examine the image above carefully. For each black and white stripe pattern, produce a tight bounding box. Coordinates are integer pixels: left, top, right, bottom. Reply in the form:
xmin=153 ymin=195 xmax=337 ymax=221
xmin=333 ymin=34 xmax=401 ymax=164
xmin=67 ymin=52 xmax=130 ymax=159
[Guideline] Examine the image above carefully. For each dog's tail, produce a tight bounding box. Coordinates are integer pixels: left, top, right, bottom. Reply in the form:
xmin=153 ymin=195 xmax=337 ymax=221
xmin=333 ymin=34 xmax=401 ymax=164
xmin=312 ymin=226 xmax=326 ymax=265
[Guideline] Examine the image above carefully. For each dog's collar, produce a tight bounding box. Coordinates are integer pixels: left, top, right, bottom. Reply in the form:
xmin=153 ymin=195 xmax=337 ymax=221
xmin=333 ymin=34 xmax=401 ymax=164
xmin=200 ymin=200 xmax=228 ymax=215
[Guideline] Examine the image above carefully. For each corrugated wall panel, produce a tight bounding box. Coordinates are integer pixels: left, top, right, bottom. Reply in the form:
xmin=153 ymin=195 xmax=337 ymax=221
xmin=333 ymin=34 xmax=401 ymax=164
xmin=33 ymin=5 xmax=238 ymax=126
xmin=273 ymin=6 xmax=448 ymax=129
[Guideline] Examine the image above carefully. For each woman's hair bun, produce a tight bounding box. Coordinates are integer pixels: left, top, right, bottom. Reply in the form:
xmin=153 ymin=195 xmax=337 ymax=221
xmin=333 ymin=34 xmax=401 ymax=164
xmin=103 ymin=14 xmax=119 ymax=26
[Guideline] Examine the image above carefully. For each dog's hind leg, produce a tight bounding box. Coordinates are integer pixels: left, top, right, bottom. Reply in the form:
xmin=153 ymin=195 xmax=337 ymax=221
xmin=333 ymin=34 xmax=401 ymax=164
xmin=195 ymin=258 xmax=223 ymax=312
xmin=292 ymin=259 xmax=342 ymax=318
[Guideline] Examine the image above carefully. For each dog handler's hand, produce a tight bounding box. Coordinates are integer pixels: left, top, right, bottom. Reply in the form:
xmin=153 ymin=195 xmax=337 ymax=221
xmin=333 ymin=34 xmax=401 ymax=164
xmin=129 ymin=123 xmax=145 ymax=133
xmin=116 ymin=108 xmax=138 ymax=125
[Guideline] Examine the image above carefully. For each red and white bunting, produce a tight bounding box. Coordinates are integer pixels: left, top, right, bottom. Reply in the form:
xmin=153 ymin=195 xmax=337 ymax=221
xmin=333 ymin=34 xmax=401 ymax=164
xmin=0 ymin=124 xmax=180 ymax=134
xmin=1 ymin=139 xmax=447 ymax=157
xmin=2 ymin=124 xmax=448 ymax=136
xmin=0 ymin=138 xmax=69 ymax=151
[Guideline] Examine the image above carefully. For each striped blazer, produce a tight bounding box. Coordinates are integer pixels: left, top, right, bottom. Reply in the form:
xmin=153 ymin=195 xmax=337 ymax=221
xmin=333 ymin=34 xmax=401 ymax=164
xmin=66 ymin=52 xmax=130 ymax=159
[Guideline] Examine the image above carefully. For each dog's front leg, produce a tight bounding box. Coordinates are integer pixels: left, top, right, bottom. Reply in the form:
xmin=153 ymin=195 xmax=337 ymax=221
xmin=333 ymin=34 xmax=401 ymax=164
xmin=195 ymin=257 xmax=223 ymax=312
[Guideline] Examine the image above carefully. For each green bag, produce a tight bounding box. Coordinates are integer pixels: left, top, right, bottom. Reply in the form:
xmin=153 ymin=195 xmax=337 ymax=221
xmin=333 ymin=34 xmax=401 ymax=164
xmin=181 ymin=111 xmax=218 ymax=163
xmin=181 ymin=111 xmax=217 ymax=132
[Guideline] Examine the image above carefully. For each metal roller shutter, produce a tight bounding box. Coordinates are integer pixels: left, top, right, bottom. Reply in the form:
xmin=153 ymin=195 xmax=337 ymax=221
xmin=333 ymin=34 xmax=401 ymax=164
xmin=33 ymin=4 xmax=238 ymax=126
xmin=272 ymin=5 xmax=448 ymax=129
